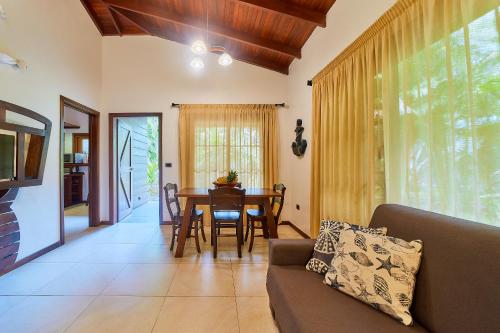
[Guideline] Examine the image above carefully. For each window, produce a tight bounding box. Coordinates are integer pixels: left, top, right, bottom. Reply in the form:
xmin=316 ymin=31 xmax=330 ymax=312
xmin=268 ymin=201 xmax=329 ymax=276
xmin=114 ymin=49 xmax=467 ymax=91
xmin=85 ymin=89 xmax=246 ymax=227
xmin=389 ymin=7 xmax=500 ymax=226
xmin=194 ymin=126 xmax=262 ymax=188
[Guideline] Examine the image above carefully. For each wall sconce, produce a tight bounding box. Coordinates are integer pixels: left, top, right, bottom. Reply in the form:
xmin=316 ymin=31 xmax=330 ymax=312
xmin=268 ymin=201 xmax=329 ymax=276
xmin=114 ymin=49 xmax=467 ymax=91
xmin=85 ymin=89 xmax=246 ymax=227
xmin=0 ymin=52 xmax=27 ymax=70
xmin=0 ymin=5 xmax=6 ymax=20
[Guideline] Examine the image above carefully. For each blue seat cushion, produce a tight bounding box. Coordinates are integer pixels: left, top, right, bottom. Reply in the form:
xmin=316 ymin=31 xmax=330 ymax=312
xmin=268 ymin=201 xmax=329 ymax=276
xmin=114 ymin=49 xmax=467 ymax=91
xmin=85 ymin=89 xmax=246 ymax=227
xmin=179 ymin=209 xmax=204 ymax=220
xmin=246 ymin=208 xmax=266 ymax=217
xmin=213 ymin=211 xmax=241 ymax=221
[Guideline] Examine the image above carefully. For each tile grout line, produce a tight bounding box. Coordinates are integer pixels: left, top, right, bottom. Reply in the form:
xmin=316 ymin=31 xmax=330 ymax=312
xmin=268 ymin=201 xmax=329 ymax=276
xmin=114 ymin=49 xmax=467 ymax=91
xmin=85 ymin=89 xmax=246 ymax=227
xmin=61 ymin=294 xmax=99 ymax=332
xmin=150 ymin=296 xmax=168 ymax=333
xmin=150 ymin=262 xmax=180 ymax=332
xmin=231 ymin=262 xmax=242 ymax=333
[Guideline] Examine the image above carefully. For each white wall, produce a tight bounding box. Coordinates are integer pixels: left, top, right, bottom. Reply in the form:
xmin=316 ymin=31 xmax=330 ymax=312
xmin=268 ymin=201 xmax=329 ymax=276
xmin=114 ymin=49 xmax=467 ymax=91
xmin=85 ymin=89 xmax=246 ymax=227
xmin=101 ymin=36 xmax=288 ymax=221
xmin=0 ymin=0 xmax=102 ymax=259
xmin=279 ymin=0 xmax=397 ymax=234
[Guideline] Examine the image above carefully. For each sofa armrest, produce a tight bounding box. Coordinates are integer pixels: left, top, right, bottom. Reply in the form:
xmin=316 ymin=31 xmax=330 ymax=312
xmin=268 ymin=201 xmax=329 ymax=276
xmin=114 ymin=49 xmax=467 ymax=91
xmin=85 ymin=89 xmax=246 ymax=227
xmin=268 ymin=239 xmax=316 ymax=266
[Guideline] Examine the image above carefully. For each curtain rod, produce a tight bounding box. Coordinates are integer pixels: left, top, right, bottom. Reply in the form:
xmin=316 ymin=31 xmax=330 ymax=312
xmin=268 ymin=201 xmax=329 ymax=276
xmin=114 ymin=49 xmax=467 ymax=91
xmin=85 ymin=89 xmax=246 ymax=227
xmin=171 ymin=103 xmax=286 ymax=108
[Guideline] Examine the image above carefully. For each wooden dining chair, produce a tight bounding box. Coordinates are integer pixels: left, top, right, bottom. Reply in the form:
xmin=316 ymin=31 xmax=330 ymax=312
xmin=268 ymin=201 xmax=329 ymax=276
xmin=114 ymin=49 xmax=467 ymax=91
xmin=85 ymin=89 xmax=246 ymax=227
xmin=164 ymin=183 xmax=206 ymax=253
xmin=208 ymin=187 xmax=246 ymax=258
xmin=245 ymin=183 xmax=286 ymax=252
xmin=215 ymin=182 xmax=242 ymax=236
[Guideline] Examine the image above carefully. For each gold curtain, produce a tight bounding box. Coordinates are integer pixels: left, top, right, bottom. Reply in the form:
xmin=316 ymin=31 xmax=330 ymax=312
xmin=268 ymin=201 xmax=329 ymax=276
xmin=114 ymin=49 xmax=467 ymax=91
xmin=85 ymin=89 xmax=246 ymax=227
xmin=311 ymin=0 xmax=500 ymax=234
xmin=179 ymin=104 xmax=278 ymax=189
xmin=311 ymin=50 xmax=386 ymax=234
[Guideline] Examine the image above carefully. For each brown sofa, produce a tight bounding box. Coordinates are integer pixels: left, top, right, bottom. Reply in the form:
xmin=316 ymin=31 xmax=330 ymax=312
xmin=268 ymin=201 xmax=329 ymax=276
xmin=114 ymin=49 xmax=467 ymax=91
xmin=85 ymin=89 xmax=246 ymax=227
xmin=267 ymin=204 xmax=500 ymax=333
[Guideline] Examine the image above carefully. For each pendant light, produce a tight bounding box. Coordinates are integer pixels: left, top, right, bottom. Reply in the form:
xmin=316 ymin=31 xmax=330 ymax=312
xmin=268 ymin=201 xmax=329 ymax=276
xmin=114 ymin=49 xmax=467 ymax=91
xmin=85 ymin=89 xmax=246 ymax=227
xmin=191 ymin=40 xmax=207 ymax=55
xmin=189 ymin=0 xmax=232 ymax=69
xmin=190 ymin=57 xmax=205 ymax=69
xmin=218 ymin=52 xmax=233 ymax=66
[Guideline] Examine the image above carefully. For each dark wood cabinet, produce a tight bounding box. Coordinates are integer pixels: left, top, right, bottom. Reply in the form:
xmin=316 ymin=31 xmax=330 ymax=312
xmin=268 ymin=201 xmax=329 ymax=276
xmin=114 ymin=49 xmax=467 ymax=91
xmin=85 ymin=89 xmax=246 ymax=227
xmin=64 ymin=173 xmax=84 ymax=208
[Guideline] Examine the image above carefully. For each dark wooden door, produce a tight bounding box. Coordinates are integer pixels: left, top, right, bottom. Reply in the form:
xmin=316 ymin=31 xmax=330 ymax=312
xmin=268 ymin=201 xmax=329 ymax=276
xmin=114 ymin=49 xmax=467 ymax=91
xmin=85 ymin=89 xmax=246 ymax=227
xmin=117 ymin=120 xmax=133 ymax=221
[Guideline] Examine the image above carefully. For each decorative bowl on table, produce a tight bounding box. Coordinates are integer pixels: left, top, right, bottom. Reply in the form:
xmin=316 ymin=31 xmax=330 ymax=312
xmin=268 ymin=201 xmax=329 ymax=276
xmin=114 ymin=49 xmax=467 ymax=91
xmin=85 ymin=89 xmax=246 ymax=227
xmin=213 ymin=170 xmax=241 ymax=188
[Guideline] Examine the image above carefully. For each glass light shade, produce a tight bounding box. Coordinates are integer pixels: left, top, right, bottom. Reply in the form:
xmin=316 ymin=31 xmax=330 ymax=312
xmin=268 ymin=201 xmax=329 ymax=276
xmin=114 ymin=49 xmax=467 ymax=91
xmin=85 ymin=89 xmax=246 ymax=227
xmin=191 ymin=40 xmax=207 ymax=55
xmin=190 ymin=57 xmax=205 ymax=70
xmin=218 ymin=52 xmax=233 ymax=66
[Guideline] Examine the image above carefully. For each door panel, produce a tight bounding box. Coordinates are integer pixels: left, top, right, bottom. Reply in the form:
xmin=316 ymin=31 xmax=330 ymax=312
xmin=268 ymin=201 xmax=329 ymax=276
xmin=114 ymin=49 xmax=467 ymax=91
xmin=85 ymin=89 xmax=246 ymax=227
xmin=117 ymin=120 xmax=133 ymax=221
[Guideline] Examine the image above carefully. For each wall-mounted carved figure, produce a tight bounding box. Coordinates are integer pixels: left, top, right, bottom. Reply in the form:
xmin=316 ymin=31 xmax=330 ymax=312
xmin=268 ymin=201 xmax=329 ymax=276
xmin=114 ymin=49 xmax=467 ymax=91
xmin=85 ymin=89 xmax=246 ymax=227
xmin=291 ymin=119 xmax=307 ymax=157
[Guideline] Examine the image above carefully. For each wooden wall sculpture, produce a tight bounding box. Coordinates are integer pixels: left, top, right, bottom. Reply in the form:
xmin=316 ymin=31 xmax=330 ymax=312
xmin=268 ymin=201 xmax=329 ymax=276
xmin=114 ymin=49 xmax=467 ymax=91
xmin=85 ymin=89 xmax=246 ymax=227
xmin=0 ymin=100 xmax=52 ymax=272
xmin=0 ymin=188 xmax=20 ymax=270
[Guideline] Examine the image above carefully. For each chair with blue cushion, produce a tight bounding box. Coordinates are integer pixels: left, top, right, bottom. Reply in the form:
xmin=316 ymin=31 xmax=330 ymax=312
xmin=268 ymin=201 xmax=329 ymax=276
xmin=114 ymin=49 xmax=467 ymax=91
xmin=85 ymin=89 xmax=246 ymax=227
xmin=245 ymin=183 xmax=286 ymax=252
xmin=164 ymin=183 xmax=206 ymax=253
xmin=208 ymin=187 xmax=246 ymax=258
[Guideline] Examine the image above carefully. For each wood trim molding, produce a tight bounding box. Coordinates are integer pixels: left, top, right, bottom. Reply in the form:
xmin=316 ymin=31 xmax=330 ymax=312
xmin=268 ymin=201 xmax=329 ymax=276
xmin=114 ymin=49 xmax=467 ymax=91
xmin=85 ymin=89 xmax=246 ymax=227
xmin=0 ymin=105 xmax=6 ymax=122
xmin=0 ymin=241 xmax=61 ymax=277
xmin=108 ymin=113 xmax=163 ymax=225
xmin=64 ymin=122 xmax=80 ymax=129
xmin=279 ymin=221 xmax=311 ymax=239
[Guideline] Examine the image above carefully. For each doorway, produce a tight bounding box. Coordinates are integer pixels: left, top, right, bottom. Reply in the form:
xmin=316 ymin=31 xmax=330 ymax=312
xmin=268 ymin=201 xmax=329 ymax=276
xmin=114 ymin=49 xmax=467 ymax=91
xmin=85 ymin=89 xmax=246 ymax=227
xmin=59 ymin=96 xmax=99 ymax=244
xmin=109 ymin=113 xmax=163 ymax=224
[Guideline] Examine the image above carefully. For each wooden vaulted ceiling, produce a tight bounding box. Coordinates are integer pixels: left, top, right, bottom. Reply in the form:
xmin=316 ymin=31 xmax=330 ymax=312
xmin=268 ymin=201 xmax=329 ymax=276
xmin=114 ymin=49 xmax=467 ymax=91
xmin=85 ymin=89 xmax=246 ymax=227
xmin=80 ymin=0 xmax=337 ymax=74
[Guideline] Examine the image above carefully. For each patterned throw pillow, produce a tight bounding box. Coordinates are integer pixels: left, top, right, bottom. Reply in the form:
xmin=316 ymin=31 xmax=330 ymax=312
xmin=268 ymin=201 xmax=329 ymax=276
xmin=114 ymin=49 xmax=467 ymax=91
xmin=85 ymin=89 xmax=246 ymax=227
xmin=325 ymin=230 xmax=423 ymax=326
xmin=305 ymin=220 xmax=387 ymax=274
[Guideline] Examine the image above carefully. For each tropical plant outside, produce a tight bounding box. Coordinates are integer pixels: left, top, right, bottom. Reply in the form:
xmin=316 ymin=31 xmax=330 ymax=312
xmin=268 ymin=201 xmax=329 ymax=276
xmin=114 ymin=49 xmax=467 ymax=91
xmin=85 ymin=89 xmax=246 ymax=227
xmin=146 ymin=117 xmax=159 ymax=198
xmin=392 ymin=8 xmax=500 ymax=226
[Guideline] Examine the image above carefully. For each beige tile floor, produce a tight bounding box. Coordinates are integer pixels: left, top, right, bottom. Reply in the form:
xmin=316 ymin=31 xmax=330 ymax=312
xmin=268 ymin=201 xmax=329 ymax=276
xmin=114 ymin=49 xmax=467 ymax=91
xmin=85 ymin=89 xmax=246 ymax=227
xmin=0 ymin=217 xmax=303 ymax=333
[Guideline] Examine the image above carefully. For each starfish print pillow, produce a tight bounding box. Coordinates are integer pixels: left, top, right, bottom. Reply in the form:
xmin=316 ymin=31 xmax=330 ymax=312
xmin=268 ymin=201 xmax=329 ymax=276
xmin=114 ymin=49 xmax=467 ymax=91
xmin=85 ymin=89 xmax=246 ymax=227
xmin=306 ymin=220 xmax=387 ymax=274
xmin=324 ymin=229 xmax=423 ymax=326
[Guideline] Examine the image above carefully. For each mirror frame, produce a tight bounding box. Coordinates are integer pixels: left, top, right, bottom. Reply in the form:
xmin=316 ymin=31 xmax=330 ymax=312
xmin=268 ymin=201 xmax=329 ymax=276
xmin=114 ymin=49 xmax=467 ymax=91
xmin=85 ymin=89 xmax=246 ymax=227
xmin=0 ymin=100 xmax=52 ymax=190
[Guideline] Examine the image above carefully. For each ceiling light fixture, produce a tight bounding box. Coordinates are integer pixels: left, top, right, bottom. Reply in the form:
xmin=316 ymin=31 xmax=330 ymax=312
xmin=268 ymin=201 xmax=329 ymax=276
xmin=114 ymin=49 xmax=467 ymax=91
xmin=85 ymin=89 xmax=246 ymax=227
xmin=189 ymin=0 xmax=232 ymax=69
xmin=191 ymin=40 xmax=207 ymax=55
xmin=218 ymin=52 xmax=233 ymax=66
xmin=190 ymin=57 xmax=205 ymax=70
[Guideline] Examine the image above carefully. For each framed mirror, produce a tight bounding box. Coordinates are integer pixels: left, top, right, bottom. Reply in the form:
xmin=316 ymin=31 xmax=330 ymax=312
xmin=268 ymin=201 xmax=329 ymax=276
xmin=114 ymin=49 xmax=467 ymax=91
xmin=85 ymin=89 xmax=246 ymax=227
xmin=0 ymin=100 xmax=52 ymax=190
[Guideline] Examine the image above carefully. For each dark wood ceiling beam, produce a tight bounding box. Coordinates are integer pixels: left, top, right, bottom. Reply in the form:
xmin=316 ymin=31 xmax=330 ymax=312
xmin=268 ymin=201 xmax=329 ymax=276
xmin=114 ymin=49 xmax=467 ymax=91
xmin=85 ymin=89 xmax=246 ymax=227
xmin=106 ymin=5 xmax=122 ymax=36
xmin=109 ymin=6 xmax=150 ymax=35
xmin=234 ymin=0 xmax=326 ymax=28
xmin=80 ymin=0 xmax=104 ymax=35
xmin=104 ymin=0 xmax=301 ymax=59
xmin=110 ymin=8 xmax=289 ymax=74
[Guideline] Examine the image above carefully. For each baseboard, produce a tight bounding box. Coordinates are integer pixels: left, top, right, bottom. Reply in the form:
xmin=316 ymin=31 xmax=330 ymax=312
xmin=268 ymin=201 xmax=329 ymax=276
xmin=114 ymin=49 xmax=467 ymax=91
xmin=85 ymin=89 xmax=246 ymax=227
xmin=0 ymin=241 xmax=62 ymax=277
xmin=279 ymin=221 xmax=311 ymax=239
xmin=99 ymin=220 xmax=113 ymax=225
xmin=161 ymin=220 xmax=172 ymax=225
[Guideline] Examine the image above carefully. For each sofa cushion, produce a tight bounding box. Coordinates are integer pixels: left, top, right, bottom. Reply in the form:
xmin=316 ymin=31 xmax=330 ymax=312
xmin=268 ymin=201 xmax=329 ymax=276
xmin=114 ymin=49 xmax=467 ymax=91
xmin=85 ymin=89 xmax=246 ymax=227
xmin=325 ymin=230 xmax=423 ymax=325
xmin=369 ymin=204 xmax=500 ymax=333
xmin=306 ymin=220 xmax=387 ymax=274
xmin=267 ymin=265 xmax=428 ymax=333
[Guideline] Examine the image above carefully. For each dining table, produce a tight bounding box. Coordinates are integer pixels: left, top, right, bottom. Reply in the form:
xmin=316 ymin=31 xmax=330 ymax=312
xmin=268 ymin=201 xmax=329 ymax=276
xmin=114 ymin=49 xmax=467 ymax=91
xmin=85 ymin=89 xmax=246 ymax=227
xmin=174 ymin=187 xmax=282 ymax=257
